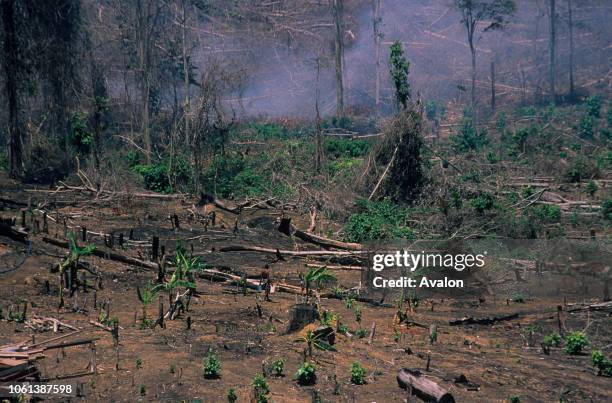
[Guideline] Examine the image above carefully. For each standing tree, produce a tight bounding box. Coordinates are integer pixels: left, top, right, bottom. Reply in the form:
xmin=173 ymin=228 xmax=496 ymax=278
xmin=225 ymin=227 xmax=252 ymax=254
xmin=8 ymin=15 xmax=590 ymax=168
xmin=332 ymin=0 xmax=344 ymax=117
xmin=566 ymin=0 xmax=574 ymax=98
xmin=549 ymin=0 xmax=556 ymax=104
xmin=1 ymin=0 xmax=22 ymax=178
xmin=372 ymin=0 xmax=382 ymax=113
xmin=454 ymin=0 xmax=516 ymax=119
xmin=389 ymin=41 xmax=410 ymax=109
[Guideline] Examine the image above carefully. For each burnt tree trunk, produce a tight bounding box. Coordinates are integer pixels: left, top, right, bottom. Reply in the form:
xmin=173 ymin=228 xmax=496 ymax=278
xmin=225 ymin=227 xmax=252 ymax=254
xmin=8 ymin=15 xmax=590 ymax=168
xmin=397 ymin=368 xmax=455 ymax=403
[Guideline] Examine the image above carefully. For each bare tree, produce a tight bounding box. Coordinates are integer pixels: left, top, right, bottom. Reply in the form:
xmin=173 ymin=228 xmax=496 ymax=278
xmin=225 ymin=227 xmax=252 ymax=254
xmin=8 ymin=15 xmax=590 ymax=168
xmin=454 ymin=0 xmax=516 ymax=119
xmin=372 ymin=0 xmax=382 ymax=114
xmin=332 ymin=0 xmax=344 ymax=117
xmin=549 ymin=0 xmax=556 ymax=104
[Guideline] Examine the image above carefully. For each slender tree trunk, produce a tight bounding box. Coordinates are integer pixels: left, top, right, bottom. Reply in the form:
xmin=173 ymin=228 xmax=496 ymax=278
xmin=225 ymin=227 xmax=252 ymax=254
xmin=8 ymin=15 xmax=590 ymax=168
xmin=549 ymin=0 xmax=556 ymax=104
xmin=567 ymin=0 xmax=574 ymax=97
xmin=372 ymin=0 xmax=381 ymax=114
xmin=315 ymin=58 xmax=323 ymax=173
xmin=137 ymin=0 xmax=152 ymax=163
xmin=90 ymin=62 xmax=107 ymax=187
xmin=490 ymin=60 xmax=496 ymax=111
xmin=332 ymin=0 xmax=344 ymax=117
xmin=181 ymin=0 xmax=190 ymax=149
xmin=469 ymin=33 xmax=476 ymax=120
xmin=1 ymin=0 xmax=23 ymax=178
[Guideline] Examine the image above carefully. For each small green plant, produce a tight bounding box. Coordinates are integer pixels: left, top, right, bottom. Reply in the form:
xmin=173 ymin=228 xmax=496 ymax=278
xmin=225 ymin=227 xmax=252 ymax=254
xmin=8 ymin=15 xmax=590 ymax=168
xmin=564 ymin=331 xmax=588 ymax=355
xmin=350 ymin=361 xmax=367 ymax=385
xmin=542 ymin=332 xmax=562 ymax=348
xmin=135 ymin=358 xmax=142 ymax=369
xmin=509 ymin=395 xmax=521 ymax=403
xmin=227 ymin=387 xmax=238 ymax=403
xmin=355 ymin=328 xmax=368 ymax=338
xmin=295 ymin=362 xmax=316 ymax=386
xmin=320 ymin=310 xmax=337 ymax=327
xmin=271 ymin=359 xmax=284 ymax=376
xmin=343 ymin=199 xmax=414 ymax=243
xmin=586 ymin=180 xmax=598 ymax=197
xmin=393 ymin=328 xmax=401 ymax=343
xmin=203 ymin=351 xmax=221 ymax=379
xmin=585 ymin=95 xmax=602 ymax=117
xmin=295 ymin=330 xmax=335 ymax=356
xmin=591 ymin=350 xmax=612 ymax=376
xmin=451 ymin=119 xmax=489 ymax=153
xmin=136 ymin=281 xmax=158 ymax=329
xmin=353 ymin=304 xmax=362 ymax=324
xmin=470 ymin=193 xmax=495 ymax=214
xmin=344 ymin=296 xmax=356 ymax=309
xmin=139 ymin=384 xmax=146 ymax=396
xmin=252 ymin=373 xmax=270 ymax=399
xmin=511 ymin=292 xmax=525 ymax=303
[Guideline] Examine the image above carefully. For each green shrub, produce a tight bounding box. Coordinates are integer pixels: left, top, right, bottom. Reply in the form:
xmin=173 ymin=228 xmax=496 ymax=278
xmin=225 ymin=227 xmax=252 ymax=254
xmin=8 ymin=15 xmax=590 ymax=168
xmin=451 ymin=119 xmax=488 ymax=152
xmin=509 ymin=395 xmax=521 ymax=403
xmin=295 ymin=362 xmax=316 ymax=385
xmin=585 ymin=95 xmax=602 ymax=118
xmin=343 ymin=199 xmax=414 ymax=243
xmin=607 ymin=108 xmax=612 ymax=126
xmin=511 ymin=292 xmax=525 ymax=303
xmin=252 ymin=373 xmax=270 ymax=395
xmin=564 ymin=156 xmax=599 ymax=183
xmin=271 ymin=359 xmax=284 ymax=376
xmin=542 ymin=332 xmax=562 ymax=348
xmin=355 ymin=328 xmax=368 ymax=338
xmin=350 ymin=361 xmax=367 ymax=385
xmin=325 ymin=138 xmax=370 ymax=158
xmin=69 ymin=112 xmax=93 ymax=154
xmin=203 ymin=352 xmax=221 ymax=379
xmin=586 ymin=180 xmax=598 ymax=196
xmin=602 ymin=199 xmax=612 ymax=221
xmin=227 ymin=387 xmax=238 ymax=403
xmin=470 ymin=193 xmax=495 ymax=214
xmin=526 ymin=204 xmax=561 ymax=223
xmin=133 ymin=155 xmax=191 ymax=194
xmin=248 ymin=122 xmax=288 ymax=139
xmin=578 ymin=114 xmax=595 ymax=138
xmin=591 ymin=350 xmax=612 ymax=376
xmin=564 ymin=331 xmax=588 ymax=355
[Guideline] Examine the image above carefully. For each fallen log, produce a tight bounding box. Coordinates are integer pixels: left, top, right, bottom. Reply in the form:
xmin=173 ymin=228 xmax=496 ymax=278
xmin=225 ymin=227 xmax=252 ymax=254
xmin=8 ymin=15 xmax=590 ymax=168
xmin=567 ymin=301 xmax=612 ymax=312
xmin=449 ymin=313 xmax=519 ymax=326
xmin=42 ymin=237 xmax=158 ymax=270
xmin=219 ymin=245 xmax=364 ymax=257
xmin=397 ymin=368 xmax=455 ymax=403
xmin=199 ymin=192 xmax=240 ymax=214
xmin=0 ymin=221 xmax=28 ymax=244
xmin=277 ymin=215 xmax=363 ymax=251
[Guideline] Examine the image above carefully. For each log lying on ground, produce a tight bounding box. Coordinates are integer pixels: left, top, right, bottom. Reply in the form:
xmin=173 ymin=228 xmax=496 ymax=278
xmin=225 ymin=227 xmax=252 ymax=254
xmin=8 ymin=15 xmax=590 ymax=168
xmin=219 ymin=245 xmax=364 ymax=257
xmin=277 ymin=217 xmax=363 ymax=251
xmin=42 ymin=237 xmax=158 ymax=270
xmin=397 ymin=368 xmax=455 ymax=403
xmin=567 ymin=301 xmax=612 ymax=312
xmin=198 ymin=192 xmax=240 ymax=214
xmin=449 ymin=313 xmax=519 ymax=326
xmin=0 ymin=221 xmax=28 ymax=244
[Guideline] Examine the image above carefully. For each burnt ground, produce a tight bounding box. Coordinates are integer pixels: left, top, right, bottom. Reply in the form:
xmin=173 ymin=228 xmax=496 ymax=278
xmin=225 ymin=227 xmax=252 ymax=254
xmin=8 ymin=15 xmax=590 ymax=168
xmin=0 ymin=174 xmax=611 ymax=403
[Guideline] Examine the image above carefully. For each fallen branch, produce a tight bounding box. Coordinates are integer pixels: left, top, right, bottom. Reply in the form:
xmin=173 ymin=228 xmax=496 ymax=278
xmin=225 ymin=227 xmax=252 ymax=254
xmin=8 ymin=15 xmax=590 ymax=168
xmin=449 ymin=313 xmax=519 ymax=326
xmin=219 ymin=245 xmax=364 ymax=257
xmin=397 ymin=368 xmax=455 ymax=403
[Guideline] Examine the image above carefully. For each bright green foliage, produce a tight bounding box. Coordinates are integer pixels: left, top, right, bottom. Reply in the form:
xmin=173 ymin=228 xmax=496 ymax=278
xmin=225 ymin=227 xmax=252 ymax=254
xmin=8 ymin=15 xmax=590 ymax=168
xmin=542 ymin=332 xmax=562 ymax=348
xmin=132 ymin=155 xmax=191 ymax=194
xmin=337 ymin=323 xmax=349 ymax=335
xmin=565 ymin=156 xmax=600 ymax=183
xmin=295 ymin=330 xmax=335 ymax=356
xmin=585 ymin=95 xmax=602 ymax=118
xmin=344 ymin=199 xmax=414 ymax=243
xmin=355 ymin=328 xmax=368 ymax=338
xmin=591 ymin=350 xmax=612 ymax=376
xmin=350 ymin=361 xmax=367 ymax=385
xmin=203 ymin=352 xmax=221 ymax=379
xmin=155 ymin=247 xmax=198 ymax=293
xmin=564 ymin=331 xmax=588 ymax=355
xmin=325 ymin=138 xmax=370 ymax=158
xmin=470 ymin=193 xmax=495 ymax=214
xmin=271 ymin=359 xmax=284 ymax=376
xmin=389 ymin=41 xmax=411 ymax=108
xmin=304 ymin=266 xmax=337 ymax=292
xmin=526 ymin=204 xmax=561 ymax=223
xmin=295 ymin=362 xmax=316 ymax=385
xmin=252 ymin=373 xmax=270 ymax=398
xmin=578 ymin=114 xmax=595 ymax=138
xmin=69 ymin=111 xmax=93 ymax=154
xmin=509 ymin=396 xmax=521 ymax=403
xmin=452 ymin=119 xmax=488 ymax=152
xmin=353 ymin=304 xmax=362 ymax=324
xmin=320 ymin=310 xmax=337 ymax=327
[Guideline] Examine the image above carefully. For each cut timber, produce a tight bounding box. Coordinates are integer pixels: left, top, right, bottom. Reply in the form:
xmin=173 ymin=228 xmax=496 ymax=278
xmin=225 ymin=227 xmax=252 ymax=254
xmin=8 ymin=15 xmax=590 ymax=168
xmin=567 ymin=301 xmax=612 ymax=312
xmin=0 ymin=221 xmax=28 ymax=244
xmin=293 ymin=229 xmax=363 ymax=251
xmin=397 ymin=368 xmax=455 ymax=403
xmin=449 ymin=313 xmax=519 ymax=326
xmin=219 ymin=245 xmax=363 ymax=256
xmin=42 ymin=237 xmax=158 ymax=270
xmin=199 ymin=192 xmax=240 ymax=214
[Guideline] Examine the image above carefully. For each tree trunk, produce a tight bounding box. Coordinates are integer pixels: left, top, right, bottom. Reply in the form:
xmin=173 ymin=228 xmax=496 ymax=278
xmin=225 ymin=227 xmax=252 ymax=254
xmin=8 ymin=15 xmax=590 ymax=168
xmin=315 ymin=58 xmax=323 ymax=172
xmin=137 ymin=0 xmax=152 ymax=164
xmin=567 ymin=0 xmax=574 ymax=97
xmin=372 ymin=0 xmax=381 ymax=113
xmin=181 ymin=0 xmax=190 ymax=149
xmin=490 ymin=60 xmax=496 ymax=111
xmin=469 ymin=36 xmax=476 ymax=120
xmin=397 ymin=368 xmax=455 ymax=403
xmin=2 ymin=0 xmax=23 ymax=179
xmin=332 ymin=0 xmax=344 ymax=117
xmin=549 ymin=0 xmax=556 ymax=104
